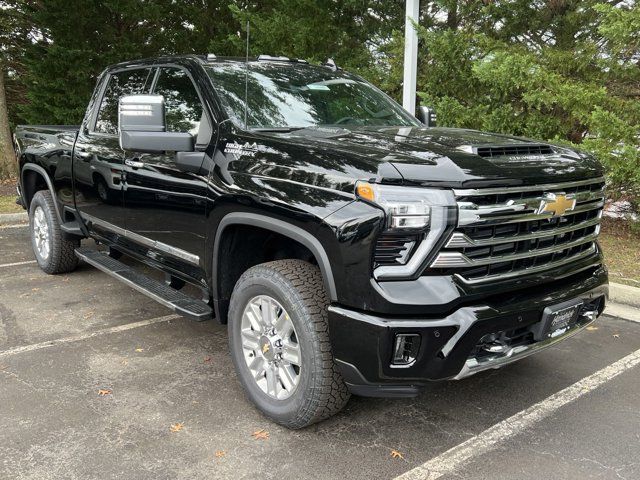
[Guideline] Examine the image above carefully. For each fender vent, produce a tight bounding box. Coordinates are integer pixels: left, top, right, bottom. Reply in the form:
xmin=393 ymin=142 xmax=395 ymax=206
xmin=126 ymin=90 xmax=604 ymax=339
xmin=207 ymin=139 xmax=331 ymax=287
xmin=474 ymin=144 xmax=554 ymax=158
xmin=374 ymin=233 xmax=417 ymax=266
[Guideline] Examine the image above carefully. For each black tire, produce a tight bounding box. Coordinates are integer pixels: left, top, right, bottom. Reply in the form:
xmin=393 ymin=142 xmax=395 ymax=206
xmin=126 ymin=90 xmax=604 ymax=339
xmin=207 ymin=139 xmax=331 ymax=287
xmin=95 ymin=176 xmax=109 ymax=202
xmin=29 ymin=190 xmax=80 ymax=274
xmin=228 ymin=259 xmax=350 ymax=429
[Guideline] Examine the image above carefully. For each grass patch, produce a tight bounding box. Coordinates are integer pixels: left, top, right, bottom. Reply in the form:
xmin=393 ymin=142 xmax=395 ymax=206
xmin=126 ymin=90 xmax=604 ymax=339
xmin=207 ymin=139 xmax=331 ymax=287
xmin=600 ymin=218 xmax=640 ymax=287
xmin=0 ymin=194 xmax=23 ymax=214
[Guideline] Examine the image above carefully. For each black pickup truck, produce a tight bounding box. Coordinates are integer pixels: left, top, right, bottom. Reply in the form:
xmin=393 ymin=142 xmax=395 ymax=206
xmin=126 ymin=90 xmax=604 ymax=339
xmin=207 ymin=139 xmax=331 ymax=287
xmin=14 ymin=54 xmax=608 ymax=428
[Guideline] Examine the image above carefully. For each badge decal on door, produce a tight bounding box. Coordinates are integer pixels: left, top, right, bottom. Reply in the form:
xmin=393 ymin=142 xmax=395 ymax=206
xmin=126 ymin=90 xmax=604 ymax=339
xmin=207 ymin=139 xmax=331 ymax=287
xmin=225 ymin=141 xmax=258 ymax=157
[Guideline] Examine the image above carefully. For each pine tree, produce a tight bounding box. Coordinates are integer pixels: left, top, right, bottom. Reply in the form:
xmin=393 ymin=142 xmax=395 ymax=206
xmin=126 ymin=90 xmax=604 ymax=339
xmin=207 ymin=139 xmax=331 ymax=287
xmin=0 ymin=0 xmax=28 ymax=178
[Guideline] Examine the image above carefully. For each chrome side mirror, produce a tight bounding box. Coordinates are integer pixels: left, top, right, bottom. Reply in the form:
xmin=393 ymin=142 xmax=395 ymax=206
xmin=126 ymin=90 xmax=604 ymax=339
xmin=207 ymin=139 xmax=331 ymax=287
xmin=417 ymin=106 xmax=437 ymax=127
xmin=118 ymin=95 xmax=194 ymax=152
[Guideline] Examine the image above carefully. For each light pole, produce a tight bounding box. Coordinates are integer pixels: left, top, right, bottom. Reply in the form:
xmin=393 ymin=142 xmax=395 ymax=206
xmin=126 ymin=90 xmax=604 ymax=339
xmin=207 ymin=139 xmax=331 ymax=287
xmin=402 ymin=0 xmax=420 ymax=115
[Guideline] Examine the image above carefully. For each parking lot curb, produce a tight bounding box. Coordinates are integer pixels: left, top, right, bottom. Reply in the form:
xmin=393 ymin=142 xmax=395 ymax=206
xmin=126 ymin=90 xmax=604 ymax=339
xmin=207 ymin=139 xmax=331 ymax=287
xmin=609 ymin=282 xmax=640 ymax=308
xmin=0 ymin=212 xmax=28 ymax=226
xmin=605 ymin=302 xmax=640 ymax=323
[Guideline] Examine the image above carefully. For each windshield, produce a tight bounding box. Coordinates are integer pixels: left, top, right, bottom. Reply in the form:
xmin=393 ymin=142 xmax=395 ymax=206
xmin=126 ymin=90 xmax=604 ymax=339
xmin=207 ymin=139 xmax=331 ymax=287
xmin=206 ymin=62 xmax=420 ymax=130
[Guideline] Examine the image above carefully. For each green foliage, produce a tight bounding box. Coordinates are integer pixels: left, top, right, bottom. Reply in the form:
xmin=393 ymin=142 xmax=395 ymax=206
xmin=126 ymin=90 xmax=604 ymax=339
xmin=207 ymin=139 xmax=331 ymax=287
xmin=405 ymin=1 xmax=640 ymax=210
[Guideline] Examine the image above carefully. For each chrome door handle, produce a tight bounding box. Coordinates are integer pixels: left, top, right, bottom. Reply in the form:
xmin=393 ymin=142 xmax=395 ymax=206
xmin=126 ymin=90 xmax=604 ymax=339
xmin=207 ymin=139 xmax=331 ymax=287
xmin=125 ymin=158 xmax=145 ymax=169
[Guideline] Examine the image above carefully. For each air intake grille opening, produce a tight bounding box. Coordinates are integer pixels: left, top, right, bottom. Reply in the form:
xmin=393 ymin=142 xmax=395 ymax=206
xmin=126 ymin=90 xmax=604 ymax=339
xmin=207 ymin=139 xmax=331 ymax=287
xmin=374 ymin=233 xmax=417 ymax=267
xmin=475 ymin=144 xmax=554 ymax=157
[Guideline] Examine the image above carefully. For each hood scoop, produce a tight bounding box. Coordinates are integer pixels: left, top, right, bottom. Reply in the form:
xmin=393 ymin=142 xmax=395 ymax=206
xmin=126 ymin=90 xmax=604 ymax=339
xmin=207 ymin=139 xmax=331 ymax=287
xmin=459 ymin=143 xmax=554 ymax=158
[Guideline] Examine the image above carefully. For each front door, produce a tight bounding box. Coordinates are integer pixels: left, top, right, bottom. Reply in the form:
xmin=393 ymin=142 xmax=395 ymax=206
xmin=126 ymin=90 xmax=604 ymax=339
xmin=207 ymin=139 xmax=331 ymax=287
xmin=122 ymin=66 xmax=213 ymax=278
xmin=73 ymin=67 xmax=154 ymax=243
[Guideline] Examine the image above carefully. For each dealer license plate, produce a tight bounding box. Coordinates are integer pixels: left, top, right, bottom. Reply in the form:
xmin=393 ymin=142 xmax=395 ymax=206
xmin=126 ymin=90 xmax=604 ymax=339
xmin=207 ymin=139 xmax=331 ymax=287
xmin=537 ymin=300 xmax=583 ymax=339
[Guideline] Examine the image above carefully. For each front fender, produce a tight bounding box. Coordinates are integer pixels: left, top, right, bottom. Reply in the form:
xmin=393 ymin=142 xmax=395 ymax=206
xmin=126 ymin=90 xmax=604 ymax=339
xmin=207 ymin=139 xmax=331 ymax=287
xmin=212 ymin=212 xmax=337 ymax=301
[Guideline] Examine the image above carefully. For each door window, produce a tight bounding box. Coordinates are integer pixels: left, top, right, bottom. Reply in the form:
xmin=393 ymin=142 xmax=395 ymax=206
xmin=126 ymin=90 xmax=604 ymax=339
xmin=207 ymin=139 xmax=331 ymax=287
xmin=152 ymin=68 xmax=204 ymax=136
xmin=94 ymin=68 xmax=152 ymax=135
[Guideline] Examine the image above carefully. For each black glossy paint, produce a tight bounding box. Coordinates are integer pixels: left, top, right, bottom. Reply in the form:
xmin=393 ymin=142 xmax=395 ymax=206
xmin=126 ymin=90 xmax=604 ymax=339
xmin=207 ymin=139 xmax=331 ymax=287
xmin=14 ymin=55 xmax=608 ymax=391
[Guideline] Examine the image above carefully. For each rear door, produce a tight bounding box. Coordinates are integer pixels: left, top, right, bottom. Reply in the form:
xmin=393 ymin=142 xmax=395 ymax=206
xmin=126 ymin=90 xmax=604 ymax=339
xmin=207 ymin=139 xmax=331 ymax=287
xmin=121 ymin=65 xmax=213 ymax=275
xmin=73 ymin=67 xmax=153 ymax=240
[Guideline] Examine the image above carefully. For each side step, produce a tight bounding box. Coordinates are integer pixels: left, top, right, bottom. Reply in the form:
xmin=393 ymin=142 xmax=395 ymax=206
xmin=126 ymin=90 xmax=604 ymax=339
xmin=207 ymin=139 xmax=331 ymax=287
xmin=75 ymin=247 xmax=213 ymax=321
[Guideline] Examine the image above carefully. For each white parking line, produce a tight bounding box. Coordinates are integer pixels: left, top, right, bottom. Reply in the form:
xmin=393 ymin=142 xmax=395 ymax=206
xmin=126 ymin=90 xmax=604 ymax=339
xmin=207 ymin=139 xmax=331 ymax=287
xmin=0 ymin=314 xmax=181 ymax=358
xmin=0 ymin=260 xmax=37 ymax=269
xmin=395 ymin=347 xmax=640 ymax=480
xmin=0 ymin=223 xmax=28 ymax=229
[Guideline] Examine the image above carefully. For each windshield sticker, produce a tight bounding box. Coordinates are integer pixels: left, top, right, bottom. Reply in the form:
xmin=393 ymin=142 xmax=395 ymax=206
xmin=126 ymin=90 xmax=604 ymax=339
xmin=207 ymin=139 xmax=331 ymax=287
xmin=225 ymin=141 xmax=259 ymax=157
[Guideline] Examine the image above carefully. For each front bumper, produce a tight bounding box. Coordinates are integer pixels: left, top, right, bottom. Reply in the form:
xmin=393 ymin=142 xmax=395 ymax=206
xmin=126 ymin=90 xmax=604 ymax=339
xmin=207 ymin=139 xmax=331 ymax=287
xmin=329 ymin=265 xmax=608 ymax=398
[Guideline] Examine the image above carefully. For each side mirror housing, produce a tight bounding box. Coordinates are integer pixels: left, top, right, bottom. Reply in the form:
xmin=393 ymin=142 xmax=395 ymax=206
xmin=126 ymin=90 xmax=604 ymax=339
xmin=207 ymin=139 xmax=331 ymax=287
xmin=416 ymin=106 xmax=437 ymax=127
xmin=118 ymin=95 xmax=194 ymax=152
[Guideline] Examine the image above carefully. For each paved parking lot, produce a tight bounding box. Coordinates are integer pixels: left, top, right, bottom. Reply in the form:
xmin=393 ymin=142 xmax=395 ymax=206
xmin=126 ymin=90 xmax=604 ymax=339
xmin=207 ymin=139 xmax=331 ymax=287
xmin=1 ymin=223 xmax=639 ymax=480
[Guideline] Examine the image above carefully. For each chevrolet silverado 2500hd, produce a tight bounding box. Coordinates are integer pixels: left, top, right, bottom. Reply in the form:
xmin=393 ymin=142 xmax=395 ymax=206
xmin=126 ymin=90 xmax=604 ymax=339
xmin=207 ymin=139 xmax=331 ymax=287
xmin=14 ymin=55 xmax=608 ymax=428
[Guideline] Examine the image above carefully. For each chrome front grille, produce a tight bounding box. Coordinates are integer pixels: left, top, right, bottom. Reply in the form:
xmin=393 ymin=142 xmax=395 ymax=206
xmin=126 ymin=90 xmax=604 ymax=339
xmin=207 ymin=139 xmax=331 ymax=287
xmin=430 ymin=178 xmax=605 ymax=283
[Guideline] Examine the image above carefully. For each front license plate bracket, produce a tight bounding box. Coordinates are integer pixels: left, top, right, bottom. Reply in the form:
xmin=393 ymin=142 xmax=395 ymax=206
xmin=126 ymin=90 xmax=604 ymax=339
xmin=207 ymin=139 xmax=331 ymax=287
xmin=532 ymin=299 xmax=584 ymax=341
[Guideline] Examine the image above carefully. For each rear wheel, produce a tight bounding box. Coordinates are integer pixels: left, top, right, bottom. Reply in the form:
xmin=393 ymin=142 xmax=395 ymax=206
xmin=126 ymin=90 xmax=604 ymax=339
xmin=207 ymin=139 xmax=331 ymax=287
xmin=29 ymin=190 xmax=79 ymax=274
xmin=228 ymin=259 xmax=350 ymax=429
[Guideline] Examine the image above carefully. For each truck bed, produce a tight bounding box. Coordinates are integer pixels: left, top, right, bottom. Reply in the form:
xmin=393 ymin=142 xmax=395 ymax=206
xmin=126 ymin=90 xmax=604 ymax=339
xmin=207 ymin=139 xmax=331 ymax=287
xmin=14 ymin=125 xmax=79 ymax=155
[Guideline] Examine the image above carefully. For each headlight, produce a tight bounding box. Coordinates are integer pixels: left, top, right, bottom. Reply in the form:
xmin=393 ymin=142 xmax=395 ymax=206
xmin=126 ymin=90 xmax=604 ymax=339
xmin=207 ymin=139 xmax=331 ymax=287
xmin=356 ymin=181 xmax=456 ymax=280
xmin=356 ymin=182 xmax=431 ymax=230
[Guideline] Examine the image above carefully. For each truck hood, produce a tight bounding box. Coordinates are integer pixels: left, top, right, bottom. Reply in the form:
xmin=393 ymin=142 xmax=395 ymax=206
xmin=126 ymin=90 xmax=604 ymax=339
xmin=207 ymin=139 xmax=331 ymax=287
xmin=278 ymin=126 xmax=603 ymax=188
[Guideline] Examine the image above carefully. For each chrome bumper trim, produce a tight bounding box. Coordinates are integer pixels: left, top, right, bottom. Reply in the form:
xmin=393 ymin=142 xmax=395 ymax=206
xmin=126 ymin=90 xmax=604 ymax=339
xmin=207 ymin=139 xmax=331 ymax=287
xmin=453 ymin=315 xmax=597 ymax=380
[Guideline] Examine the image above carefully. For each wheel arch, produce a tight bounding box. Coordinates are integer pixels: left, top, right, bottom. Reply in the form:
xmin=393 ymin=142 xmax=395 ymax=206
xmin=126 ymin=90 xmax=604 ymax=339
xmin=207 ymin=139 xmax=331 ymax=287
xmin=21 ymin=164 xmax=63 ymax=222
xmin=212 ymin=212 xmax=337 ymax=322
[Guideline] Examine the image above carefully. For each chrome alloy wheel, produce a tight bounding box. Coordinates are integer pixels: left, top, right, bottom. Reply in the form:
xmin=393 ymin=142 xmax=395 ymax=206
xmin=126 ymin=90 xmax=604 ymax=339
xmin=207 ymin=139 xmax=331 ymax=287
xmin=32 ymin=206 xmax=51 ymax=260
xmin=240 ymin=295 xmax=301 ymax=400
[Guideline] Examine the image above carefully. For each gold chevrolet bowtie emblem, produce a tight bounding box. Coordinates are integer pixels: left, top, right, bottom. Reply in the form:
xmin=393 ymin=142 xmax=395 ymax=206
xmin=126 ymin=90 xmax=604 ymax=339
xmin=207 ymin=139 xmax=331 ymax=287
xmin=262 ymin=343 xmax=270 ymax=354
xmin=537 ymin=193 xmax=576 ymax=217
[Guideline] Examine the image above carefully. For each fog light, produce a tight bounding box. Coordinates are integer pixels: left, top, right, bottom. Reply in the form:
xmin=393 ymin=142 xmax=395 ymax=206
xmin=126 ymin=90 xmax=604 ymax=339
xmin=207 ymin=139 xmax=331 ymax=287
xmin=392 ymin=333 xmax=421 ymax=366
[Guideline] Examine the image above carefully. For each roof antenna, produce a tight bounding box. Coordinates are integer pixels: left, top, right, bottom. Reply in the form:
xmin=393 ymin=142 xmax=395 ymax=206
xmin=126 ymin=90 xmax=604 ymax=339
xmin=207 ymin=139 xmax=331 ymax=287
xmin=244 ymin=20 xmax=250 ymax=130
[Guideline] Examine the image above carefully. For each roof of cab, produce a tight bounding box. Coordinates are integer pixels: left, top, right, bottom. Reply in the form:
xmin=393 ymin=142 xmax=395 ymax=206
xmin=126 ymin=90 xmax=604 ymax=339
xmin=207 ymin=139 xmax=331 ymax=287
xmin=105 ymin=54 xmax=336 ymax=72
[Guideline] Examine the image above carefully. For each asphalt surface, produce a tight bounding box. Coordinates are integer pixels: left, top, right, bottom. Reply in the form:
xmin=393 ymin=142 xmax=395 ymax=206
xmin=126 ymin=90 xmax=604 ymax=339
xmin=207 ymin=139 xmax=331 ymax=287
xmin=1 ymin=224 xmax=639 ymax=480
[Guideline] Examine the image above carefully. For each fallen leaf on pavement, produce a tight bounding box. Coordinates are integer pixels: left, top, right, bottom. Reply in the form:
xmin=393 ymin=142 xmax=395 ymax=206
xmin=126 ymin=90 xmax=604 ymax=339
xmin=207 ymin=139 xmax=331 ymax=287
xmin=390 ymin=450 xmax=404 ymax=460
xmin=214 ymin=450 xmax=226 ymax=458
xmin=170 ymin=423 xmax=184 ymax=432
xmin=121 ymin=359 xmax=128 ymax=365
xmin=98 ymin=388 xmax=112 ymax=396
xmin=204 ymin=356 xmax=212 ymax=363
xmin=251 ymin=429 xmax=269 ymax=440
xmin=135 ymin=348 xmax=144 ymax=352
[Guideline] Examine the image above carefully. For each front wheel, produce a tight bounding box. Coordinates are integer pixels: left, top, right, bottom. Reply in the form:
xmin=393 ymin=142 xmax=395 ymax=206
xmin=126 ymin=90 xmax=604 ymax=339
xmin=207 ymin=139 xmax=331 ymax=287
xmin=228 ymin=260 xmax=350 ymax=429
xmin=29 ymin=190 xmax=79 ymax=274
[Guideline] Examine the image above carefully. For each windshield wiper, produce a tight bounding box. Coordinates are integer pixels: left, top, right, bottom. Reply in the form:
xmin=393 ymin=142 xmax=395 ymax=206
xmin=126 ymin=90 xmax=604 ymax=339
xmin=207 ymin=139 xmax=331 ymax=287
xmin=250 ymin=127 xmax=306 ymax=133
